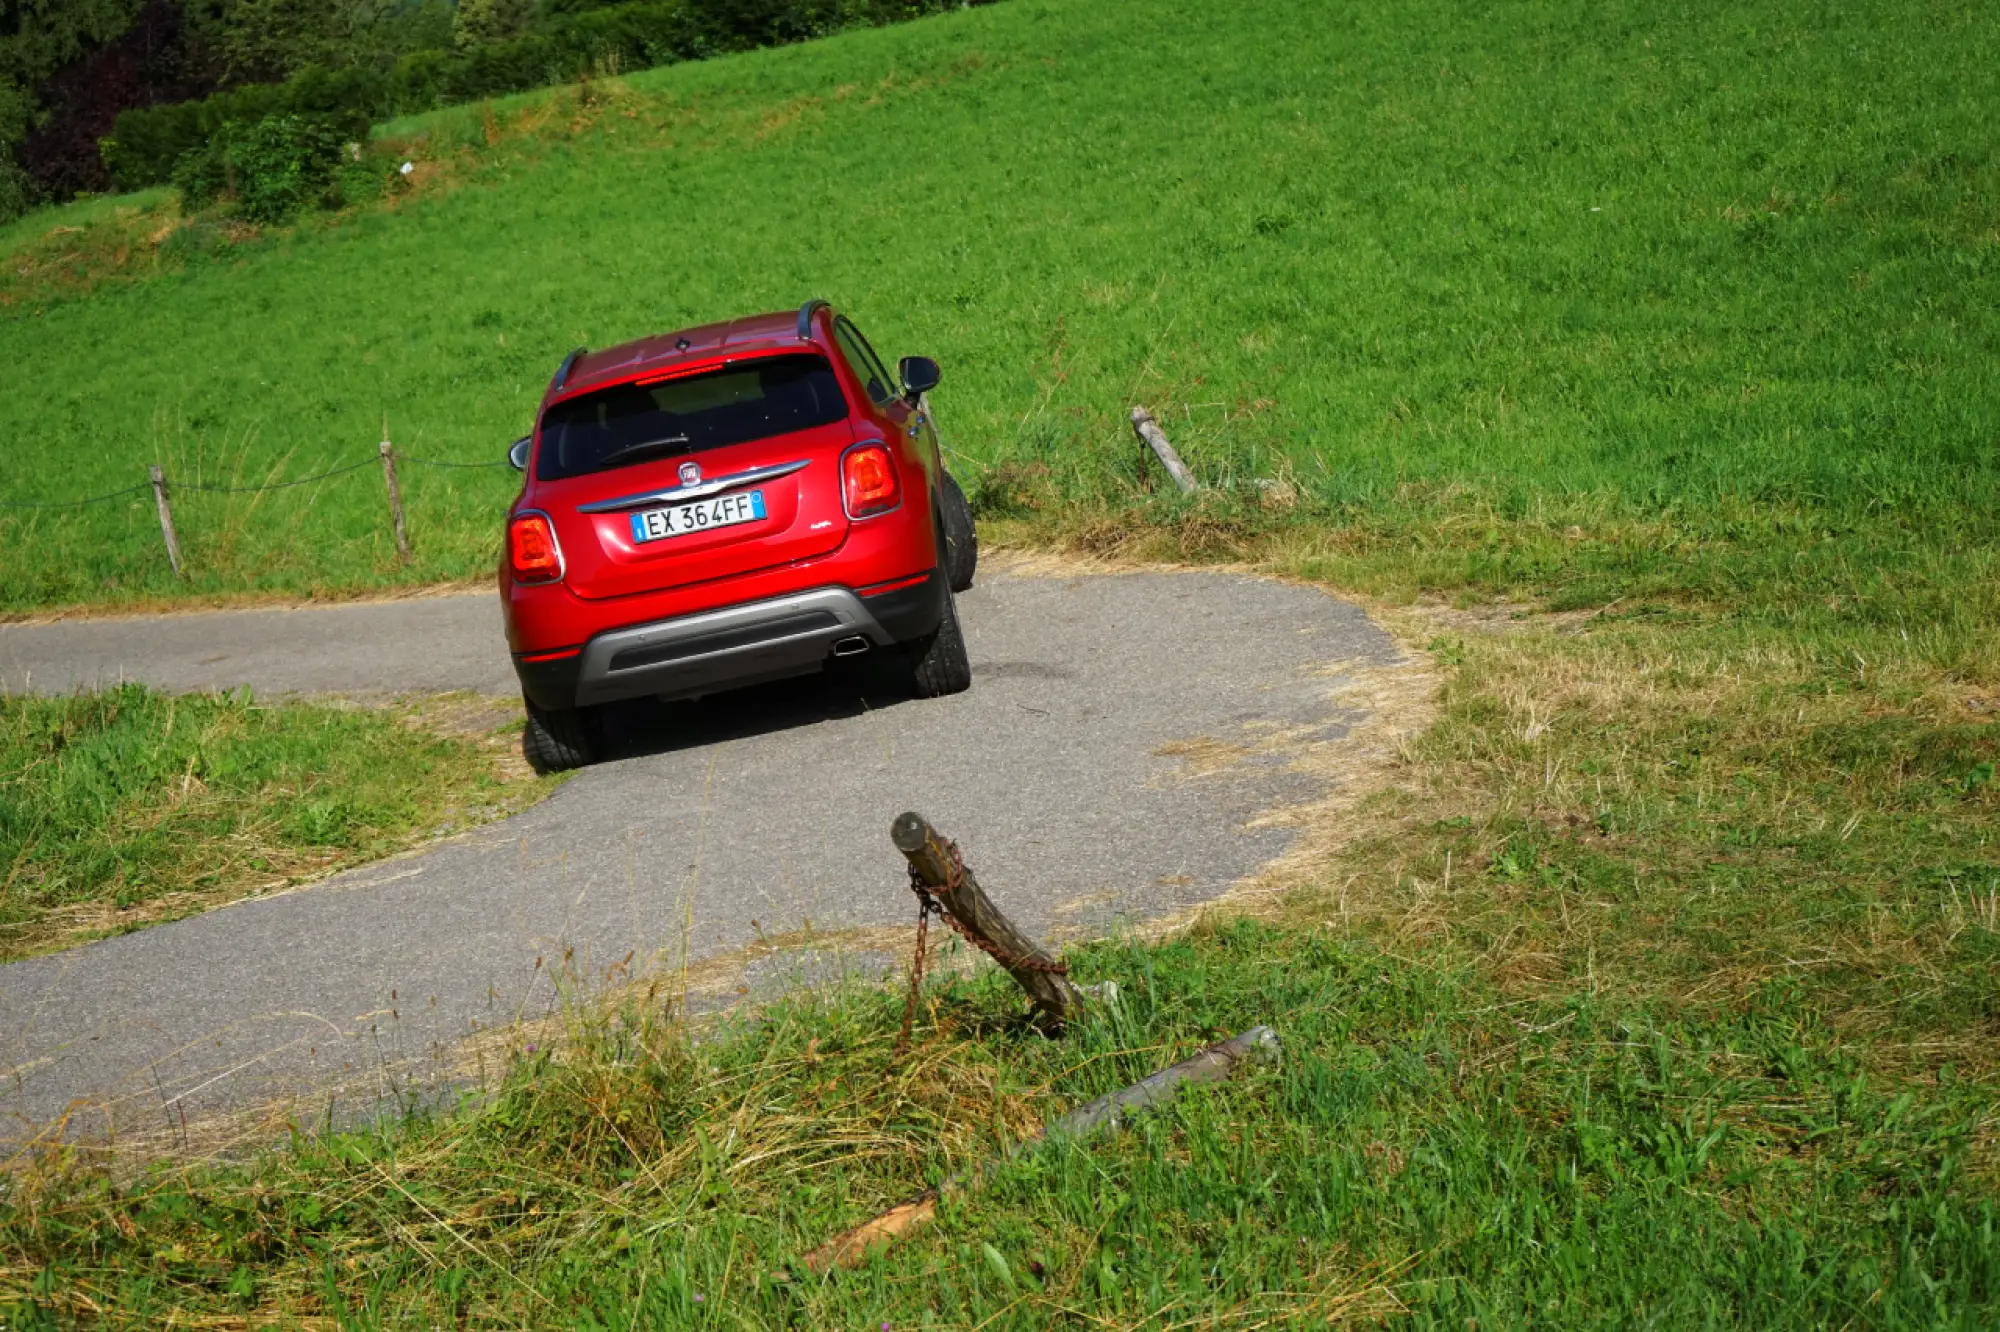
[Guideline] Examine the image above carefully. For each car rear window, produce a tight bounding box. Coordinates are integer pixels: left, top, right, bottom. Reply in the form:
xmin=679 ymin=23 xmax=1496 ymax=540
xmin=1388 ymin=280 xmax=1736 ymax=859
xmin=536 ymin=354 xmax=847 ymax=481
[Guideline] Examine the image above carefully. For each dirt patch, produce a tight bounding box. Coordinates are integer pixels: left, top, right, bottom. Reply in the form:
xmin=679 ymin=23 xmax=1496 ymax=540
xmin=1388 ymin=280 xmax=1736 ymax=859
xmin=1159 ymin=646 xmax=1442 ymax=929
xmin=1151 ymin=735 xmax=1257 ymax=777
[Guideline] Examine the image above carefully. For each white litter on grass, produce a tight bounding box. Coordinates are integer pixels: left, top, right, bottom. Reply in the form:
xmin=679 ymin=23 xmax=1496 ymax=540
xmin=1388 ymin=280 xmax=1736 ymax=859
xmin=400 ymin=161 xmax=415 ymax=176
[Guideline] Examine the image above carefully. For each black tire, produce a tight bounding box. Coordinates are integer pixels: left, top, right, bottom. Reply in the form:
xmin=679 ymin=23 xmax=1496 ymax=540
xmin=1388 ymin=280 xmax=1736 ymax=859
xmin=522 ymin=698 xmax=596 ymax=773
xmin=940 ymin=470 xmax=978 ymax=593
xmin=908 ymin=590 xmax=973 ymax=698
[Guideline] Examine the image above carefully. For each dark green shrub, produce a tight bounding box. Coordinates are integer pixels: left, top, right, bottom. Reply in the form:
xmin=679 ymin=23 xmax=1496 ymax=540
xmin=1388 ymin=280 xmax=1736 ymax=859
xmin=0 ymin=160 xmax=34 ymax=225
xmin=172 ymin=114 xmax=348 ymax=225
xmin=229 ymin=115 xmax=344 ymax=224
xmin=168 ymin=135 xmax=230 ymax=208
xmin=388 ymin=48 xmax=457 ymax=110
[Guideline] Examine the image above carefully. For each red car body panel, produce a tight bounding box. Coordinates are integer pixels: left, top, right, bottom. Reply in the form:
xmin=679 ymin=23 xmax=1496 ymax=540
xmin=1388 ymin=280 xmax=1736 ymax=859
xmin=501 ymin=497 xmax=941 ymax=656
xmin=499 ymin=304 xmax=948 ymax=707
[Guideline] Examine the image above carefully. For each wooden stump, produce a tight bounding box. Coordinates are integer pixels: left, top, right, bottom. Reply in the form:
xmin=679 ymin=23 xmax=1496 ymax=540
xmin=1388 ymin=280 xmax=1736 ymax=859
xmin=890 ymin=811 xmax=1085 ymax=1027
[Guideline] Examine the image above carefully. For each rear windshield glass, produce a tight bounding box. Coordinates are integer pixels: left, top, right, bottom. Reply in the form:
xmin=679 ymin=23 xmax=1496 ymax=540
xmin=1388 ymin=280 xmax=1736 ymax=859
xmin=536 ymin=354 xmax=846 ymax=481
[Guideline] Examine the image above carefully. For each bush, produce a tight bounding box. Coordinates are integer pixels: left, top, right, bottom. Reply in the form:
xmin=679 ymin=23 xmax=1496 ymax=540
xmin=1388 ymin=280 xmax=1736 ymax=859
xmin=172 ymin=114 xmax=349 ymax=225
xmin=0 ymin=159 xmax=34 ymax=224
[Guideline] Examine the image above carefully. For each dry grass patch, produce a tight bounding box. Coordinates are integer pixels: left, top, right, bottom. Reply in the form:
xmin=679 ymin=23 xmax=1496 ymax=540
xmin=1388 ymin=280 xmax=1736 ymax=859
xmin=1260 ymin=598 xmax=2000 ymax=1096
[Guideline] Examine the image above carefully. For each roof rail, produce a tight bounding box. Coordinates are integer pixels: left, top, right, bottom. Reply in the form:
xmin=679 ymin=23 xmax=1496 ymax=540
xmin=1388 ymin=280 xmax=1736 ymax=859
xmin=552 ymin=346 xmax=587 ymax=392
xmin=796 ymin=299 xmax=830 ymax=341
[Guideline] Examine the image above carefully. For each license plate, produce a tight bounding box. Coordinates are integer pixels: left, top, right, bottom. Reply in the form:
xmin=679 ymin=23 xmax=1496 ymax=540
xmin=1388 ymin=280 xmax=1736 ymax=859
xmin=629 ymin=490 xmax=766 ymax=544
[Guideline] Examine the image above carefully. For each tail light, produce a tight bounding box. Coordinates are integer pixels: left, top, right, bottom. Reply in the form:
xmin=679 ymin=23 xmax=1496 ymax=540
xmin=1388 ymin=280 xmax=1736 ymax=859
xmin=508 ymin=511 xmax=564 ymax=584
xmin=842 ymin=443 xmax=900 ymax=518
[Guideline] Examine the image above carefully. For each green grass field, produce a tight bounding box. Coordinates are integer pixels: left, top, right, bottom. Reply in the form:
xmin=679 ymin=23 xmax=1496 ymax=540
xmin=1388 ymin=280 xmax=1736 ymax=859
xmin=0 ymin=0 xmax=1994 ymax=613
xmin=4 ymin=0 xmax=2000 ymax=1323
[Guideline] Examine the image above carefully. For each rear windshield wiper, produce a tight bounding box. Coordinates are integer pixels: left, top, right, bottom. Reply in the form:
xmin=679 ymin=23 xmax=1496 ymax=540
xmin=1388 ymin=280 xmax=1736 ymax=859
xmin=594 ymin=434 xmax=692 ymax=468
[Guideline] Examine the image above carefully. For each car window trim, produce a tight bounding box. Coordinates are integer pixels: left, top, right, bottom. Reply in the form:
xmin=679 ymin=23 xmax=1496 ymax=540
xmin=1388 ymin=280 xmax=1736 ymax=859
xmin=834 ymin=316 xmax=897 ymax=407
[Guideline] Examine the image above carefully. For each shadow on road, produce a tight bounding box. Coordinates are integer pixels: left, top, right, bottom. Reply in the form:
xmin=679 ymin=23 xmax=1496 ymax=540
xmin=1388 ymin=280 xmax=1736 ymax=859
xmin=588 ymin=651 xmax=924 ymax=763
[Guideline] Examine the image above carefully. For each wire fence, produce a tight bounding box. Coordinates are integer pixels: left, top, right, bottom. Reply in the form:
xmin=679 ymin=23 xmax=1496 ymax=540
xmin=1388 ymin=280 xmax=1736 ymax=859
xmin=0 ymin=444 xmax=515 ymax=576
xmin=0 ymin=431 xmax=976 ymax=577
xmin=174 ymin=458 xmax=381 ymax=494
xmin=0 ymin=483 xmax=154 ymax=511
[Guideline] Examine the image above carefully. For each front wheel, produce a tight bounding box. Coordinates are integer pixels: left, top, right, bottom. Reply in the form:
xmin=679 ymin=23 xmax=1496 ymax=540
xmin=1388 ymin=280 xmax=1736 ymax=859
xmin=522 ymin=698 xmax=597 ymax=773
xmin=907 ymin=590 xmax=972 ymax=698
xmin=940 ymin=471 xmax=978 ymax=593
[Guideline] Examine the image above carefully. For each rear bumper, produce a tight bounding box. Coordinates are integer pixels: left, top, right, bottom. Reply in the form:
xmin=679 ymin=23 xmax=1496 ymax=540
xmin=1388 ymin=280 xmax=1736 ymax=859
xmin=513 ymin=571 xmax=946 ymax=710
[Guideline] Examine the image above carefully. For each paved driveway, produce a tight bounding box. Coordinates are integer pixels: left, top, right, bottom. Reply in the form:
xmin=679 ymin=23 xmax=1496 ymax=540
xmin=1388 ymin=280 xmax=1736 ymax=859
xmin=0 ymin=567 xmax=1402 ymax=1146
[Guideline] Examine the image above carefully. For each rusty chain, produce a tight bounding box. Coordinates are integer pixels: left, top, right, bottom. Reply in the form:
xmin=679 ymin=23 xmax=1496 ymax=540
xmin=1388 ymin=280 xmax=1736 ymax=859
xmin=895 ymin=893 xmax=934 ymax=1055
xmin=896 ymin=837 xmax=1067 ymax=1054
xmin=919 ymin=840 xmax=1070 ymax=975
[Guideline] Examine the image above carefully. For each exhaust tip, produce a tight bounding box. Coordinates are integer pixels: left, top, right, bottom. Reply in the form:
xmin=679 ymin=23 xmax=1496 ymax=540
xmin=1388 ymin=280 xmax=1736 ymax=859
xmin=831 ymin=635 xmax=871 ymax=658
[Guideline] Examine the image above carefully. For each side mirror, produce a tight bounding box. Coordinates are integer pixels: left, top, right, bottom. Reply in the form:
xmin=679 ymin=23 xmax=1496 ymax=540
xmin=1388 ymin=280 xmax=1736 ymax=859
xmin=898 ymin=355 xmax=941 ymax=399
xmin=508 ymin=436 xmax=531 ymax=472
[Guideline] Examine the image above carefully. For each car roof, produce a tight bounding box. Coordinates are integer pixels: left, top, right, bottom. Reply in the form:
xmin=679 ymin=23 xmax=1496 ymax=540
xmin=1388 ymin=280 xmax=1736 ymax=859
xmin=552 ymin=310 xmax=810 ymax=401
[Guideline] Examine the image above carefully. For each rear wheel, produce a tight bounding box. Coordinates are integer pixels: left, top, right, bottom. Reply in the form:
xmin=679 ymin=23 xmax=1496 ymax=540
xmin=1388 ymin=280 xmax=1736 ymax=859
xmin=940 ymin=471 xmax=978 ymax=593
xmin=522 ymin=698 xmax=596 ymax=773
xmin=907 ymin=590 xmax=972 ymax=698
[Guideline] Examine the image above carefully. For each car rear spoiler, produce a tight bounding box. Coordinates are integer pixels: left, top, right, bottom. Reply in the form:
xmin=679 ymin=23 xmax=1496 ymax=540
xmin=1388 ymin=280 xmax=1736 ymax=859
xmin=797 ymin=299 xmax=830 ymax=341
xmin=552 ymin=346 xmax=587 ymax=393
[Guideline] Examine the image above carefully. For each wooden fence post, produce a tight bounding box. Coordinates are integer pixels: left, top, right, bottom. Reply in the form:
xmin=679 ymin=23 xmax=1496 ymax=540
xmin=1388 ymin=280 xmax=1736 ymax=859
xmin=148 ymin=465 xmax=183 ymax=578
xmin=891 ymin=811 xmax=1085 ymax=1027
xmin=1131 ymin=406 xmax=1199 ymax=493
xmin=379 ymin=440 xmax=411 ymax=565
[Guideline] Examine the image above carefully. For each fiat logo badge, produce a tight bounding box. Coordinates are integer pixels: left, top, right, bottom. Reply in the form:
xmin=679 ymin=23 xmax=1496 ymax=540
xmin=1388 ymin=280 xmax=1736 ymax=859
xmin=678 ymin=461 xmax=701 ymax=486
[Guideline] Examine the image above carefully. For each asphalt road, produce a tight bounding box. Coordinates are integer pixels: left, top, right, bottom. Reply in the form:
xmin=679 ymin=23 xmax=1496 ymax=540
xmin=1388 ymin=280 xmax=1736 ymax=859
xmin=0 ymin=568 xmax=1401 ymax=1146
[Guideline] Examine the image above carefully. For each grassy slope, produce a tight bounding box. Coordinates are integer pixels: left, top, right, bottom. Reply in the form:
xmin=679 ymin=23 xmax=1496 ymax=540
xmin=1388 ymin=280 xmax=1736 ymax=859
xmin=0 ymin=686 xmax=543 ymax=959
xmin=0 ymin=0 xmax=1993 ymax=611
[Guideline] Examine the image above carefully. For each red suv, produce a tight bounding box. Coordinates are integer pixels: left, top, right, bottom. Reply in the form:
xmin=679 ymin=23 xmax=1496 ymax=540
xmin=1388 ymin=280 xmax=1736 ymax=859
xmin=500 ymin=300 xmax=977 ymax=771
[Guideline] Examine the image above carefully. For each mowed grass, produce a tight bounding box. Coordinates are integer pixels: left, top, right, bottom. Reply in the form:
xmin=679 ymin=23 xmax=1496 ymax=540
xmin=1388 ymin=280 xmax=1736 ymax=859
xmin=0 ymin=685 xmax=542 ymax=959
xmin=0 ymin=0 xmax=1993 ymax=612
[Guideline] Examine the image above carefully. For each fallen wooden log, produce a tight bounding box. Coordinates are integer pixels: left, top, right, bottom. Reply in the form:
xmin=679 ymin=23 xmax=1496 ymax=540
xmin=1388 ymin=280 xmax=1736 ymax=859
xmin=891 ymin=811 xmax=1085 ymax=1028
xmin=1131 ymin=406 xmax=1199 ymax=493
xmin=1053 ymin=1023 xmax=1280 ymax=1137
xmin=801 ymin=1024 xmax=1280 ymax=1272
